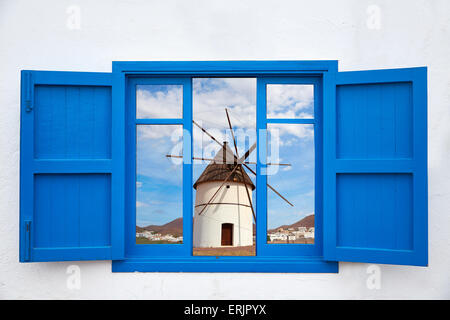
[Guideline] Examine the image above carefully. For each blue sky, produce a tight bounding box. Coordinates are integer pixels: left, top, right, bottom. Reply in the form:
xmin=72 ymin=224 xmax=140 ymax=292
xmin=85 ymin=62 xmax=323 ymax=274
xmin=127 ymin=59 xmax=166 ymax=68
xmin=267 ymin=124 xmax=314 ymax=229
xmin=136 ymin=124 xmax=183 ymax=227
xmin=135 ymin=80 xmax=315 ymax=230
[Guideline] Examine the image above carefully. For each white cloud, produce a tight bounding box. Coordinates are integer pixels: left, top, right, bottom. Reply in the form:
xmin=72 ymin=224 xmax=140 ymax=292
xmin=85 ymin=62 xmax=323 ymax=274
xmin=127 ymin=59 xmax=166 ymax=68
xmin=136 ymin=201 xmax=147 ymax=208
xmin=268 ymin=124 xmax=314 ymax=143
xmin=136 ymin=85 xmax=182 ymax=119
xmin=192 ymin=78 xmax=259 ymax=162
xmin=193 ymin=78 xmax=256 ymax=130
xmin=135 ymin=79 xmax=314 ymax=187
xmin=267 ymin=84 xmax=314 ymax=119
xmin=192 ymin=79 xmax=313 ymax=160
xmin=137 ymin=123 xmax=183 ymax=141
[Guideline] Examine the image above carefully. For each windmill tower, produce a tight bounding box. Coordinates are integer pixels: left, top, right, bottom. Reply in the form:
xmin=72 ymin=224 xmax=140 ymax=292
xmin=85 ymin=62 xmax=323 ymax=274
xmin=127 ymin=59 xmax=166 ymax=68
xmin=166 ymin=108 xmax=293 ymax=249
xmin=193 ymin=142 xmax=255 ymax=247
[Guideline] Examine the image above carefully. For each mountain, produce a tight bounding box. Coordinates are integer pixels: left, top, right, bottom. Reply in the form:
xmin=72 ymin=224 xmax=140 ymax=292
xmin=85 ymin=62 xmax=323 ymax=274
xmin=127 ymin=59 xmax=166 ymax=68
xmin=139 ymin=218 xmax=183 ymax=237
xmin=136 ymin=226 xmax=146 ymax=233
xmin=137 ymin=214 xmax=314 ymax=237
xmin=268 ymin=214 xmax=315 ymax=233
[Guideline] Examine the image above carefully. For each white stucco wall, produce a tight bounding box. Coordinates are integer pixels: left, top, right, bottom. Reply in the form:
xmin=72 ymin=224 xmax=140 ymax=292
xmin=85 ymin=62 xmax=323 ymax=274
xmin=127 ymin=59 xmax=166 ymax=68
xmin=194 ymin=181 xmax=253 ymax=247
xmin=0 ymin=0 xmax=449 ymax=299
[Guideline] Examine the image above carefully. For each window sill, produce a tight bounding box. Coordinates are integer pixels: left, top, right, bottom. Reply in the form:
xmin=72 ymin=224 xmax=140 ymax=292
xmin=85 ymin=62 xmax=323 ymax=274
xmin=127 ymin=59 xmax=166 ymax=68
xmin=112 ymin=256 xmax=338 ymax=273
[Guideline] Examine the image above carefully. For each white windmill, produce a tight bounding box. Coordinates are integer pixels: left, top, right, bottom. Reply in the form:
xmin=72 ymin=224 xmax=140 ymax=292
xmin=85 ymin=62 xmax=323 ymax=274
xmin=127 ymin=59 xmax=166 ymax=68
xmin=167 ymin=109 xmax=293 ymax=248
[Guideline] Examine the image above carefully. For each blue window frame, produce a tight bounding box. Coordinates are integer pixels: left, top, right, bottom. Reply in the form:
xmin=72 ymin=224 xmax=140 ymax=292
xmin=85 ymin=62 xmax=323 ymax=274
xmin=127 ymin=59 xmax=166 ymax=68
xmin=256 ymin=77 xmax=323 ymax=257
xmin=19 ymin=71 xmax=124 ymax=262
xmin=323 ymin=68 xmax=428 ymax=266
xmin=125 ymin=77 xmax=193 ymax=258
xmin=117 ymin=73 xmax=334 ymax=272
xmin=19 ymin=61 xmax=428 ymax=272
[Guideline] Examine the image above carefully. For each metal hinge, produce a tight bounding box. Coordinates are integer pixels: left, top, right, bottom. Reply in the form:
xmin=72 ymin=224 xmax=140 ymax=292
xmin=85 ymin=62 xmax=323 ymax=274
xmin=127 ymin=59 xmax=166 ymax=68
xmin=24 ymin=220 xmax=31 ymax=261
xmin=24 ymin=72 xmax=33 ymax=113
xmin=25 ymin=100 xmax=32 ymax=113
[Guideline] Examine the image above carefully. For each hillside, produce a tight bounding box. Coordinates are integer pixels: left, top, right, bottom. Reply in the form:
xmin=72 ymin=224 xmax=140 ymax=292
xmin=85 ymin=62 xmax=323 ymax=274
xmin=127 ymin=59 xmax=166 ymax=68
xmin=139 ymin=217 xmax=183 ymax=237
xmin=138 ymin=214 xmax=314 ymax=237
xmin=268 ymin=214 xmax=315 ymax=233
xmin=136 ymin=226 xmax=146 ymax=233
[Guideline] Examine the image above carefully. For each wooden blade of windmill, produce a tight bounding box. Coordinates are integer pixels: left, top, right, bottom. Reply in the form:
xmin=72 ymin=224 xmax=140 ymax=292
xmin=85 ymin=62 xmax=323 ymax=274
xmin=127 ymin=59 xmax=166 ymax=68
xmin=225 ymin=108 xmax=240 ymax=156
xmin=166 ymin=154 xmax=290 ymax=166
xmin=193 ymin=120 xmax=255 ymax=163
xmin=225 ymin=119 xmax=293 ymax=207
xmin=241 ymin=162 xmax=294 ymax=207
xmin=225 ymin=108 xmax=256 ymax=223
xmin=198 ymin=145 xmax=258 ymax=216
xmin=239 ymin=165 xmax=256 ymax=222
xmin=192 ymin=120 xmax=293 ymax=207
xmin=193 ymin=120 xmax=225 ymax=150
xmin=197 ymin=163 xmax=240 ymax=215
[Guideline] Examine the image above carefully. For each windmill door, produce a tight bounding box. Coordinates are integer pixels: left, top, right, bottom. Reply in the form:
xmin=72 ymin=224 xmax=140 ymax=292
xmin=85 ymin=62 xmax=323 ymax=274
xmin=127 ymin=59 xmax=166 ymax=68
xmin=221 ymin=223 xmax=233 ymax=246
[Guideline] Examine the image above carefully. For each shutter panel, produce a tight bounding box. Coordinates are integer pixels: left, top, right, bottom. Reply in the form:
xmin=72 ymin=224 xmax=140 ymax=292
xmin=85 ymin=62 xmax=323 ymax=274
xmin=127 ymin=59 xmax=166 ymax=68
xmin=20 ymin=71 xmax=124 ymax=262
xmin=323 ymin=67 xmax=427 ymax=266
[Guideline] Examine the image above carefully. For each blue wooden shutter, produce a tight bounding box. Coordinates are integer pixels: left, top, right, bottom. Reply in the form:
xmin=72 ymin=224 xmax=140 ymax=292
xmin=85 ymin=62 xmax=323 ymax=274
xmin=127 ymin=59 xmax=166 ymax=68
xmin=323 ymin=68 xmax=427 ymax=266
xmin=20 ymin=71 xmax=124 ymax=262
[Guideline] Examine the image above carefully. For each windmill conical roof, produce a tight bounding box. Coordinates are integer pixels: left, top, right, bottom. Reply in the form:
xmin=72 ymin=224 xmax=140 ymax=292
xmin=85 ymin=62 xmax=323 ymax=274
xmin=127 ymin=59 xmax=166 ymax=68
xmin=193 ymin=142 xmax=255 ymax=190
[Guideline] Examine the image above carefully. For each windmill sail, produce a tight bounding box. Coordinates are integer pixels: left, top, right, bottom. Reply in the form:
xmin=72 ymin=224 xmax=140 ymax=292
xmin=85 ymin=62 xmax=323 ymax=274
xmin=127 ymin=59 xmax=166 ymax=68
xmin=193 ymin=142 xmax=255 ymax=191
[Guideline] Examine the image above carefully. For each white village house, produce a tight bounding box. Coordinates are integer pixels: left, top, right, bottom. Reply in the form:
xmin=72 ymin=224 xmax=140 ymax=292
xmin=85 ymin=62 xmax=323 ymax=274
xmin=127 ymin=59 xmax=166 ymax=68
xmin=304 ymin=227 xmax=315 ymax=239
xmin=269 ymin=233 xmax=288 ymax=242
xmin=193 ymin=142 xmax=255 ymax=248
